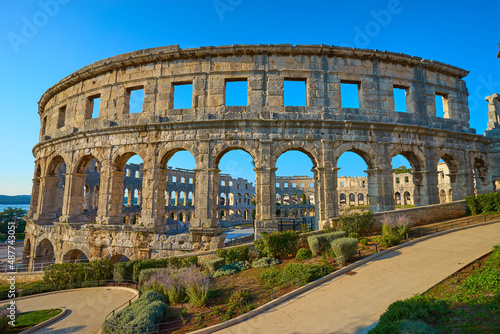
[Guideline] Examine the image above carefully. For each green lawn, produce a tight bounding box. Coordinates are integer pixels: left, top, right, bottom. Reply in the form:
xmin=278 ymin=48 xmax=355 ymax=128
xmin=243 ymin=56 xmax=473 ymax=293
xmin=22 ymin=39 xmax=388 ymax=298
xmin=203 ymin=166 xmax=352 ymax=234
xmin=6 ymin=308 xmax=62 ymax=333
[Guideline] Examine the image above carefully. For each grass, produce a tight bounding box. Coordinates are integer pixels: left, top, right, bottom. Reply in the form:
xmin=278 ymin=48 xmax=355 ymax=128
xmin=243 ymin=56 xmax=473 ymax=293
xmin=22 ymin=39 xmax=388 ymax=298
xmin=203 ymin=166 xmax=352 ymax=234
xmin=6 ymin=308 xmax=62 ymax=333
xmin=369 ymin=245 xmax=500 ymax=334
xmin=0 ymin=281 xmax=44 ymax=299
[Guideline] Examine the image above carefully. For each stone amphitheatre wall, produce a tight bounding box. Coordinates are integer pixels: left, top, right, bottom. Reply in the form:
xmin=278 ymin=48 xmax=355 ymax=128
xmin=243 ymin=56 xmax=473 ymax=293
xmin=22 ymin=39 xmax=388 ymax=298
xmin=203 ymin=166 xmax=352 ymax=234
xmin=24 ymin=44 xmax=500 ymax=266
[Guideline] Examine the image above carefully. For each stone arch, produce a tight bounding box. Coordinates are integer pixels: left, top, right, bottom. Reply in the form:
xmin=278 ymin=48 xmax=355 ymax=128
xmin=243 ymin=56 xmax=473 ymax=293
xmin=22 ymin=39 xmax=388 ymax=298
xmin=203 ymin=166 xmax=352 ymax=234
xmin=212 ymin=142 xmax=258 ymax=169
xmin=389 ymin=148 xmax=426 ymax=207
xmin=340 ymin=193 xmax=346 ymax=204
xmin=349 ymin=193 xmax=356 ymax=205
xmin=63 ymin=248 xmax=90 ymax=263
xmin=438 ymin=151 xmax=464 ymax=201
xmin=333 ymin=143 xmax=377 ymax=169
xmin=404 ymin=191 xmax=411 ymax=205
xmin=159 ymin=146 xmax=199 ymax=168
xmin=112 ymin=150 xmax=147 ymax=172
xmin=272 ymin=144 xmax=320 ymax=169
xmin=42 ymin=155 xmax=66 ymax=222
xmin=110 ymin=254 xmax=131 ymax=264
xmin=440 ymin=189 xmax=446 ymax=203
xmin=395 ymin=192 xmax=401 ymax=205
xmin=472 ymin=156 xmax=491 ymax=194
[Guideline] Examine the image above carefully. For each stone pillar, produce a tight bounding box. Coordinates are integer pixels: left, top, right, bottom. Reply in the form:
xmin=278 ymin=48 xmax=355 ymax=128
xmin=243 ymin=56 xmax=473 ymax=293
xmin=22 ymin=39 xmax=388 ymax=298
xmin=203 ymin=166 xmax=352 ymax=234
xmin=96 ymin=164 xmax=125 ymax=225
xmin=60 ymin=172 xmax=87 ymax=223
xmin=29 ymin=177 xmax=40 ymax=219
xmin=486 ymin=93 xmax=500 ymax=130
xmin=453 ymin=169 xmax=475 ymax=200
xmin=366 ymin=166 xmax=394 ymax=212
xmin=36 ymin=176 xmax=62 ymax=224
xmin=313 ymin=166 xmax=338 ymax=230
xmin=139 ymin=167 xmax=167 ymax=231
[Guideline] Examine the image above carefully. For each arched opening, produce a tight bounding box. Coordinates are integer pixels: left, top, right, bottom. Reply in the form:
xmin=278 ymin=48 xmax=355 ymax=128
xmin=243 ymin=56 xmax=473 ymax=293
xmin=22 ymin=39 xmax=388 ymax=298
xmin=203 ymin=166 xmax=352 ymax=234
xmin=188 ymin=192 xmax=194 ymax=206
xmin=118 ymin=154 xmax=143 ymax=220
xmin=337 ymin=152 xmax=369 ymax=212
xmin=439 ymin=155 xmax=460 ymax=202
xmin=110 ymin=254 xmax=130 ymax=264
xmin=473 ymin=157 xmax=490 ymax=195
xmin=71 ymin=155 xmax=102 ymax=222
xmin=179 ymin=212 xmax=185 ymax=222
xmin=439 ymin=189 xmax=446 ymax=203
xmin=358 ymin=193 xmax=364 ymax=204
xmin=34 ymin=239 xmax=55 ymax=268
xmin=43 ymin=155 xmax=66 ymax=223
xmin=276 ymin=150 xmax=316 ymax=223
xmin=216 ymin=149 xmax=256 ymax=224
xmin=391 ymin=154 xmax=418 ymax=209
xmin=63 ymin=249 xmax=89 ymax=263
xmin=179 ymin=191 xmax=186 ymax=206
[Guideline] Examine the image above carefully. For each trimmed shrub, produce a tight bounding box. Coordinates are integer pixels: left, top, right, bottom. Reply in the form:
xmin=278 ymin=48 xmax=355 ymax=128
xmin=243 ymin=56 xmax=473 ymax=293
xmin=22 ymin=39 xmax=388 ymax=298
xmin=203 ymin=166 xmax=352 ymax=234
xmin=251 ymin=257 xmax=280 ymax=268
xmin=102 ymin=290 xmax=169 ymax=334
xmin=255 ymin=231 xmax=299 ymax=259
xmin=202 ymin=258 xmax=225 ymax=274
xmin=360 ymin=238 xmax=368 ymax=246
xmin=307 ymin=231 xmax=346 ymax=257
xmin=212 ymin=261 xmax=251 ymax=278
xmin=216 ymin=246 xmax=249 ymax=264
xmin=295 ymin=248 xmax=312 ymax=261
xmin=465 ymin=192 xmax=500 ymax=215
xmin=338 ymin=211 xmax=375 ymax=236
xmin=330 ymin=237 xmax=358 ymax=266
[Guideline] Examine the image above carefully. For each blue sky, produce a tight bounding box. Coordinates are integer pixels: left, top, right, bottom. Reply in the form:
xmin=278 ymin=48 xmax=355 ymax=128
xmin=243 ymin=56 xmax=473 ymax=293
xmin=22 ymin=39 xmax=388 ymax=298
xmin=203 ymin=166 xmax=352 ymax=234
xmin=0 ymin=0 xmax=498 ymax=195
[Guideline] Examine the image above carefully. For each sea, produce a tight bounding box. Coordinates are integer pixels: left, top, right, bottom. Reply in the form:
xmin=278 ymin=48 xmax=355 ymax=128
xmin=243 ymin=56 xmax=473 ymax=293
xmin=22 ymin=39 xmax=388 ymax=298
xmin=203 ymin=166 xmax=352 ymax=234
xmin=0 ymin=204 xmax=30 ymax=212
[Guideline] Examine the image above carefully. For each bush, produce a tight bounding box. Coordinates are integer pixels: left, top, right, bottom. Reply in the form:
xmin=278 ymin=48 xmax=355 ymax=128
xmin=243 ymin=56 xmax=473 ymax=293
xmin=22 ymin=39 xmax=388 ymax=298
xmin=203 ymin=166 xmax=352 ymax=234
xmin=202 ymin=258 xmax=225 ymax=274
xmin=379 ymin=213 xmax=413 ymax=248
xmin=138 ymin=268 xmax=162 ymax=286
xmin=281 ymin=263 xmax=325 ymax=285
xmin=251 ymin=257 xmax=280 ymax=268
xmin=338 ymin=211 xmax=375 ymax=236
xmin=255 ymin=231 xmax=299 ymax=259
xmin=0 ymin=304 xmax=19 ymax=333
xmin=130 ymin=256 xmax=198 ymax=282
xmin=307 ymin=231 xmax=346 ymax=257
xmin=44 ymin=259 xmax=113 ymax=285
xmin=360 ymin=238 xmax=368 ymax=246
xmin=295 ymin=248 xmax=312 ymax=261
xmin=181 ymin=266 xmax=210 ymax=307
xmin=330 ymin=237 xmax=358 ymax=266
xmin=114 ymin=260 xmax=139 ymax=282
xmin=102 ymin=290 xmax=169 ymax=334
xmin=465 ymin=192 xmax=500 ymax=215
xmin=216 ymin=246 xmax=249 ymax=264
xmin=348 ymin=232 xmax=360 ymax=240
xmin=212 ymin=261 xmax=251 ymax=278
xmin=369 ymin=295 xmax=448 ymax=334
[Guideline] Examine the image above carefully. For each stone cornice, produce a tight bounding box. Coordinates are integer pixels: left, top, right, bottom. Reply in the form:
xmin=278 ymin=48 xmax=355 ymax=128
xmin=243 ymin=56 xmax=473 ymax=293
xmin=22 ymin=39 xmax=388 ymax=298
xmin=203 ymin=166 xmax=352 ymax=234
xmin=38 ymin=44 xmax=469 ymax=115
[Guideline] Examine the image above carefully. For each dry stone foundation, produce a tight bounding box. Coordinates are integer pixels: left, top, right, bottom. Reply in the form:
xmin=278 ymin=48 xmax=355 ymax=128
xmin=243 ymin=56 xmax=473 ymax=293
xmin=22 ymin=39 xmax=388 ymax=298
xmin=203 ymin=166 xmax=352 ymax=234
xmin=23 ymin=44 xmax=500 ymax=268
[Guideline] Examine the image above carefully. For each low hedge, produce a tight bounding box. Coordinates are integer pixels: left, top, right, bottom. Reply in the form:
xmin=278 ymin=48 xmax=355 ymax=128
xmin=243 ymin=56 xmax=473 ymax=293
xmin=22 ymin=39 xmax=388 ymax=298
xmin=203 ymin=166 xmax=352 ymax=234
xmin=307 ymin=231 xmax=346 ymax=257
xmin=251 ymin=257 xmax=280 ymax=268
xmin=102 ymin=290 xmax=169 ymax=334
xmin=465 ymin=192 xmax=500 ymax=215
xmin=295 ymin=248 xmax=312 ymax=261
xmin=44 ymin=259 xmax=113 ymax=284
xmin=330 ymin=237 xmax=358 ymax=266
xmin=212 ymin=261 xmax=251 ymax=278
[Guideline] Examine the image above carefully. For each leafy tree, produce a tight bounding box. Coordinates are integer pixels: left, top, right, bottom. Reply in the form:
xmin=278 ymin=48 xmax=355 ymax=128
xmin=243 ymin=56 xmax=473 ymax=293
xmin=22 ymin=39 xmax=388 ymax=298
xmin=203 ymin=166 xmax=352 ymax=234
xmin=0 ymin=207 xmax=27 ymax=234
xmin=394 ymin=166 xmax=413 ymax=174
xmin=497 ymin=43 xmax=500 ymax=59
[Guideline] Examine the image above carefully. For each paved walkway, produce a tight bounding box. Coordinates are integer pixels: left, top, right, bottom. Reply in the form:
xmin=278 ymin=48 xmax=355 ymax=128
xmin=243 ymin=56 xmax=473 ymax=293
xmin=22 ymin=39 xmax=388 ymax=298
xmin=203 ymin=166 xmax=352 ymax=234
xmin=216 ymin=222 xmax=500 ymax=334
xmin=0 ymin=286 xmax=137 ymax=333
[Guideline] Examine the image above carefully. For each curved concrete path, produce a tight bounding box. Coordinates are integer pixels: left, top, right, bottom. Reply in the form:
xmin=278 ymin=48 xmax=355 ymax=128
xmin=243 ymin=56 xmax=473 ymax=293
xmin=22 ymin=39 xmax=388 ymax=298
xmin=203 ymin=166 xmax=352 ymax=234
xmin=215 ymin=221 xmax=500 ymax=334
xmin=0 ymin=286 xmax=137 ymax=333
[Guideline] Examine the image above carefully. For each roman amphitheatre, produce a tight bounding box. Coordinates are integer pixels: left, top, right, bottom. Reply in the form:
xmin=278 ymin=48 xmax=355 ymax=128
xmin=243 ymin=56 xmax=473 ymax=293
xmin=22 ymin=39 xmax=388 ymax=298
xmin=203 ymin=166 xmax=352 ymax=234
xmin=22 ymin=44 xmax=500 ymax=268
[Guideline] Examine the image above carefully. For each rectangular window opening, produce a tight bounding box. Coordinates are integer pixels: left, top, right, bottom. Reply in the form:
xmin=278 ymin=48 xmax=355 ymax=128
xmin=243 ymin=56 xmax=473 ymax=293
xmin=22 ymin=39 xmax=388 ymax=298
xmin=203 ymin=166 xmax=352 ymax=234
xmin=435 ymin=93 xmax=449 ymax=118
xmin=292 ymin=183 xmax=296 ymax=188
xmin=87 ymin=95 xmax=101 ymax=119
xmin=173 ymin=83 xmax=193 ymax=109
xmin=41 ymin=116 xmax=47 ymax=136
xmin=128 ymin=87 xmax=145 ymax=114
xmin=57 ymin=106 xmax=66 ymax=129
xmin=276 ymin=183 xmax=280 ymax=188
xmin=396 ymin=178 xmax=400 ymax=184
xmin=284 ymin=183 xmax=288 ymax=188
xmin=225 ymin=80 xmax=248 ymax=106
xmin=341 ymin=82 xmax=360 ymax=108
xmin=393 ymin=86 xmax=407 ymax=112
xmin=405 ymin=176 xmax=409 ymax=183
xmin=284 ymin=79 xmax=306 ymax=106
